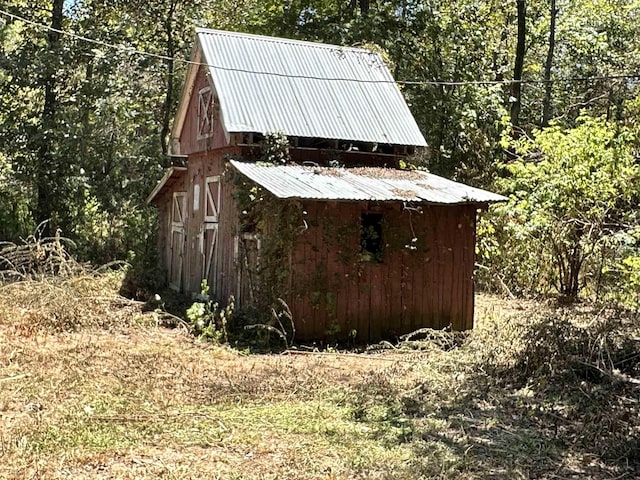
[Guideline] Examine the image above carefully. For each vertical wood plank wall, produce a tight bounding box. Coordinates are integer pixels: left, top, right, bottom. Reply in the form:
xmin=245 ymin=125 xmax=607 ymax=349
xmin=155 ymin=151 xmax=241 ymax=298
xmin=155 ymin=64 xmax=241 ymax=297
xmin=155 ymin=177 xmax=188 ymax=288
xmin=288 ymin=202 xmax=478 ymax=341
xmin=157 ymin=171 xmax=480 ymax=341
xmin=176 ymin=150 xmax=240 ymax=296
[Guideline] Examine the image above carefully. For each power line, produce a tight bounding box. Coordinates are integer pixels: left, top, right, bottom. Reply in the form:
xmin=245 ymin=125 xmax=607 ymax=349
xmin=1 ymin=7 xmax=640 ymax=88
xmin=0 ymin=8 xmax=175 ymax=61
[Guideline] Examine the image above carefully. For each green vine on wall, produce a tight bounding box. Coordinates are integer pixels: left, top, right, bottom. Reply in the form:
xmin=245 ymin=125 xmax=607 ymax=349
xmin=224 ymin=132 xmax=306 ymax=308
xmin=260 ymin=131 xmax=290 ymax=165
xmin=223 ymin=133 xmax=430 ymax=339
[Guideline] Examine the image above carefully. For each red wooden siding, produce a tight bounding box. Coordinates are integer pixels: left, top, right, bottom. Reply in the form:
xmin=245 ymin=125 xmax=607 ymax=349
xmin=156 ymin=159 xmax=479 ymax=341
xmin=157 ymin=60 xmax=242 ymax=297
xmin=288 ymin=202 xmax=477 ymax=341
xmin=175 ymin=150 xmax=240 ymax=296
xmin=154 ymin=175 xmax=188 ymax=290
xmin=288 ymin=148 xmax=405 ymax=168
xmin=154 ymin=62 xmax=480 ymax=340
xmin=155 ymin=64 xmax=241 ymax=296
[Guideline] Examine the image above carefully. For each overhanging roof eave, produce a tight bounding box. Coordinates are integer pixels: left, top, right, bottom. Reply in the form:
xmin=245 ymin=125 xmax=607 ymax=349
xmin=146 ymin=167 xmax=187 ymax=205
xmin=229 ymin=160 xmax=508 ymax=205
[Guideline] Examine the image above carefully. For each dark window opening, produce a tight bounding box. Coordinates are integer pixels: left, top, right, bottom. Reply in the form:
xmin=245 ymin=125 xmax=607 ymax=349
xmin=360 ymin=213 xmax=383 ymax=262
xmin=296 ymin=136 xmax=337 ymax=149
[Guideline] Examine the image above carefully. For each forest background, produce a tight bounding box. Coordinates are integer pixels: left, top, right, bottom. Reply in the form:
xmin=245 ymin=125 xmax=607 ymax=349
xmin=1 ymin=0 xmax=639 ymax=307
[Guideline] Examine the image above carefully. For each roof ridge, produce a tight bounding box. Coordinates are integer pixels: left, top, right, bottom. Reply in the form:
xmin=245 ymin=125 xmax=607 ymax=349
xmin=195 ymin=27 xmax=380 ymax=55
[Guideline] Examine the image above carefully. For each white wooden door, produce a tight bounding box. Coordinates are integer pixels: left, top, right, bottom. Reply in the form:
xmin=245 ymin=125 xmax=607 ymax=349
xmin=202 ymin=223 xmax=218 ymax=290
xmin=203 ymin=176 xmax=221 ymax=292
xmin=204 ymin=176 xmax=220 ymax=222
xmin=169 ymin=192 xmax=186 ymax=291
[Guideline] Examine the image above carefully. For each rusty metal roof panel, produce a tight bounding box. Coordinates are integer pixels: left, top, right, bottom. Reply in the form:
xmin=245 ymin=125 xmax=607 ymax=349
xmin=229 ymin=161 xmax=507 ymax=204
xmin=196 ymin=28 xmax=427 ymax=147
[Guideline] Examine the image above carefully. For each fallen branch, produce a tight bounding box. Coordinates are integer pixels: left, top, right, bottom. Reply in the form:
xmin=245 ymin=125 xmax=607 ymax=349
xmin=281 ymin=350 xmax=407 ymax=362
xmin=0 ymin=373 xmax=30 ymax=383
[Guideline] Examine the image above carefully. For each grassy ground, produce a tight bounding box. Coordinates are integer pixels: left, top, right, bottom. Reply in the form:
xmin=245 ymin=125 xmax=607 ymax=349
xmin=0 ymin=272 xmax=639 ymax=479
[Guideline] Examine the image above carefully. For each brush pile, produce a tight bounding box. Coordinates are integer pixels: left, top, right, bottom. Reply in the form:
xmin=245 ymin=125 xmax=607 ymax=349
xmin=472 ymin=309 xmax=640 ymax=465
xmin=0 ymin=225 xmax=144 ymax=332
xmin=396 ymin=304 xmax=640 ymax=477
xmin=0 ymin=226 xmax=84 ymax=282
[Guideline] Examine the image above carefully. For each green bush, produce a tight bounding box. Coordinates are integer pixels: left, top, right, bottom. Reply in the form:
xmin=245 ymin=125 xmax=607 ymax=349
xmin=0 ymin=154 xmax=34 ymax=241
xmin=478 ymin=115 xmax=640 ymax=303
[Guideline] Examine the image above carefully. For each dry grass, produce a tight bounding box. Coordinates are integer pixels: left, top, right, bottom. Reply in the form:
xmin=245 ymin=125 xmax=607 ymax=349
xmin=0 ymin=321 xmax=422 ymax=479
xmin=0 ymin=273 xmax=144 ymax=334
xmin=404 ymin=296 xmax=640 ymax=479
xmin=0 ymin=254 xmax=639 ymax=479
xmin=0 ymin=227 xmax=142 ymax=334
xmin=0 ymin=226 xmax=84 ymax=282
xmin=0 ymin=255 xmax=422 ymax=479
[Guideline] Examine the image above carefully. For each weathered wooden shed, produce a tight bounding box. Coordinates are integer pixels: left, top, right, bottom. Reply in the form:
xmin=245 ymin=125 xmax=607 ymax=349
xmin=147 ymin=28 xmax=505 ymax=342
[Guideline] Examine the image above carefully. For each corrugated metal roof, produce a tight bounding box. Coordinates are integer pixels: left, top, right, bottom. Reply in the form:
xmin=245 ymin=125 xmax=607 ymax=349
xmin=197 ymin=28 xmax=427 ymax=147
xmin=229 ymin=161 xmax=507 ymax=205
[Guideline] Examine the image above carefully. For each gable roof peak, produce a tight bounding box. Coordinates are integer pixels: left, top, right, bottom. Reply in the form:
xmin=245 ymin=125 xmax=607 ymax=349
xmin=170 ymin=29 xmax=427 ymax=154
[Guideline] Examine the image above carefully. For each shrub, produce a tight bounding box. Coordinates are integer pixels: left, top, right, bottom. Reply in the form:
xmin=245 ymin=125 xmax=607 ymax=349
xmin=186 ymin=280 xmax=233 ymax=343
xmin=478 ymin=115 xmax=640 ymax=302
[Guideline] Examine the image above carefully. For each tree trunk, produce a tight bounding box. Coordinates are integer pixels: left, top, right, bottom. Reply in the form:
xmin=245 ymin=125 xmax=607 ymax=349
xmin=349 ymin=0 xmax=370 ymax=15
xmin=510 ymin=0 xmax=526 ymax=132
xmin=160 ymin=0 xmax=177 ymax=160
xmin=36 ymin=0 xmax=64 ymax=231
xmin=359 ymin=0 xmax=370 ymax=14
xmin=492 ymin=12 xmax=511 ymax=81
xmin=541 ymin=0 xmax=557 ymax=126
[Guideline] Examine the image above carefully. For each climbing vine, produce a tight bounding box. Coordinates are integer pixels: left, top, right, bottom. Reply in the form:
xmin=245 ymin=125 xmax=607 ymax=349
xmin=260 ymin=131 xmax=290 ymax=165
xmin=224 ymin=132 xmax=306 ymax=307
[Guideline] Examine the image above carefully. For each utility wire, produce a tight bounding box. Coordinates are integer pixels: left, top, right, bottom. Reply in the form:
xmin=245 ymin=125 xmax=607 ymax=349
xmin=2 ymin=7 xmax=640 ymax=87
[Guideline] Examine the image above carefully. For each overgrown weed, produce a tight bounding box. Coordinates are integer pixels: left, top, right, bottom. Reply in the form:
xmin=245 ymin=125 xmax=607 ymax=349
xmin=0 ymin=222 xmax=84 ymax=282
xmin=389 ymin=300 xmax=640 ymax=477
